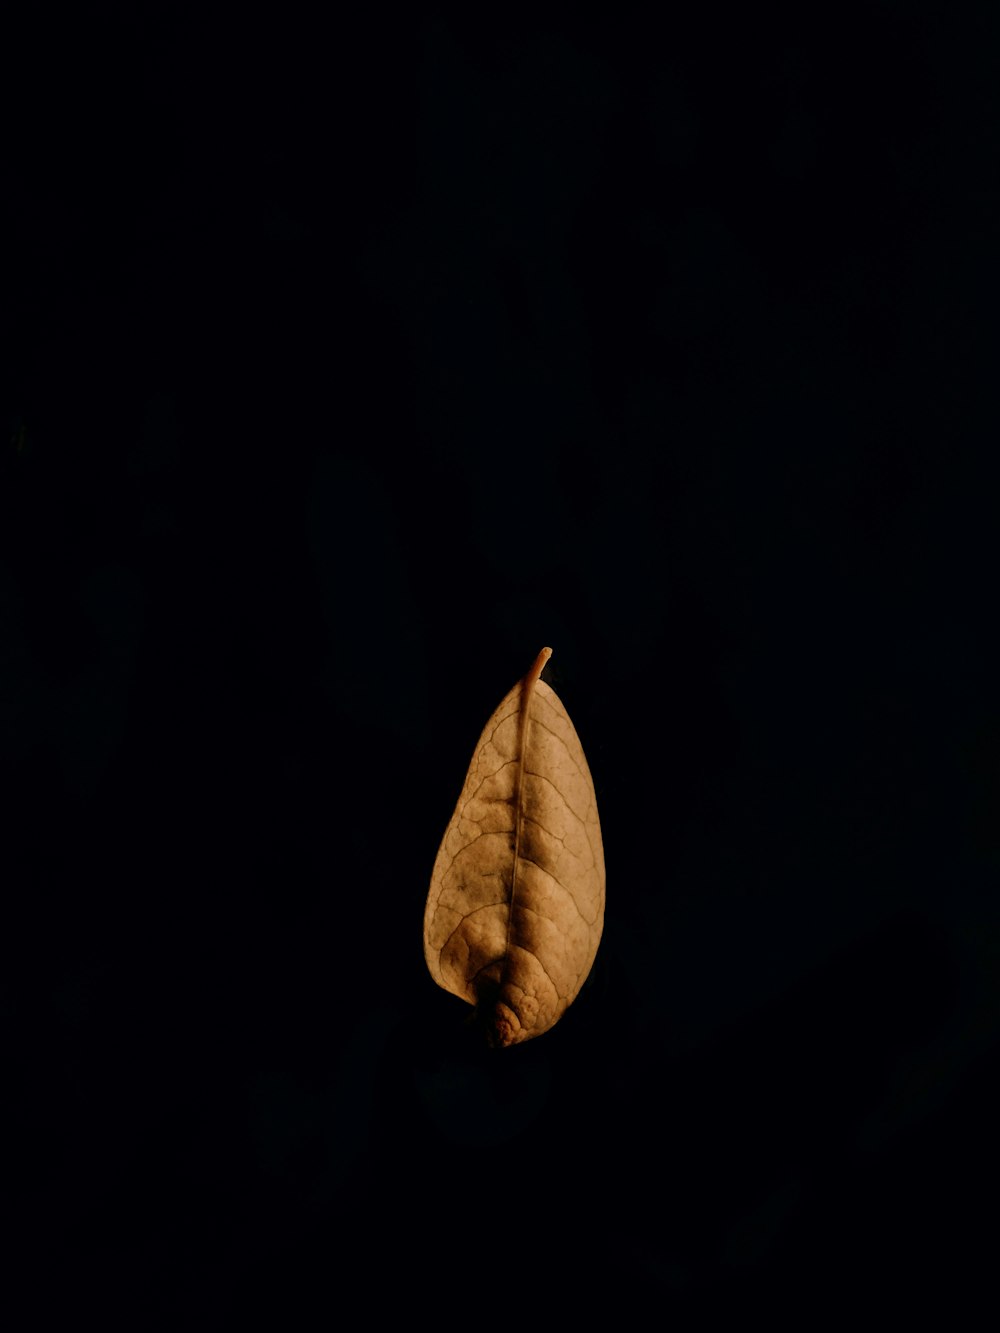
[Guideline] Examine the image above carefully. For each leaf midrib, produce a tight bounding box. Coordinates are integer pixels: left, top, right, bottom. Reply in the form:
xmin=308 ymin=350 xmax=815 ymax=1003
xmin=502 ymin=647 xmax=551 ymax=980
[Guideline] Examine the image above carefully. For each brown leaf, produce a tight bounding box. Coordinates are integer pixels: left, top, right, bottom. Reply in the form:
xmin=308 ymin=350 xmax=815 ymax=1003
xmin=424 ymin=647 xmax=605 ymax=1047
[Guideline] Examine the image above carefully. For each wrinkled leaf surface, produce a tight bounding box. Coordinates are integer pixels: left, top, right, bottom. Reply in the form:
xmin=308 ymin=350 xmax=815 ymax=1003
xmin=424 ymin=647 xmax=605 ymax=1046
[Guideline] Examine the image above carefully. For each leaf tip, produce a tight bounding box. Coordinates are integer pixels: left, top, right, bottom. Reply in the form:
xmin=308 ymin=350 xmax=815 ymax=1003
xmin=483 ymin=1001 xmax=521 ymax=1049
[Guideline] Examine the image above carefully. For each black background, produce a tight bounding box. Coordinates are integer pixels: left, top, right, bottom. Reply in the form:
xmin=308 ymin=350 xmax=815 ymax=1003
xmin=4 ymin=3 xmax=998 ymax=1318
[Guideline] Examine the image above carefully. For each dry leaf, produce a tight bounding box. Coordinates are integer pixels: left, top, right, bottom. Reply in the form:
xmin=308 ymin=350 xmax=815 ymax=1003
xmin=424 ymin=647 xmax=605 ymax=1047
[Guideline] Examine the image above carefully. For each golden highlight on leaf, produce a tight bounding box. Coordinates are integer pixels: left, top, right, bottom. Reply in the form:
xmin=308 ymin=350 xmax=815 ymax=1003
xmin=424 ymin=647 xmax=605 ymax=1047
